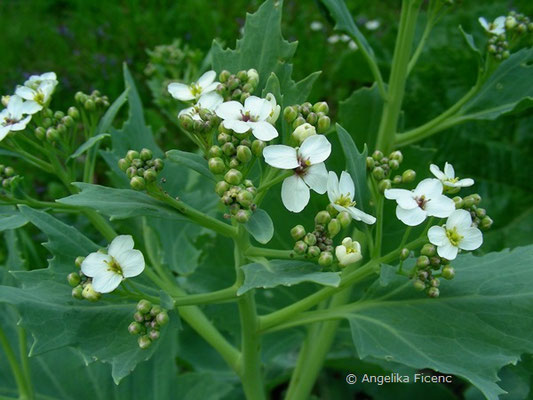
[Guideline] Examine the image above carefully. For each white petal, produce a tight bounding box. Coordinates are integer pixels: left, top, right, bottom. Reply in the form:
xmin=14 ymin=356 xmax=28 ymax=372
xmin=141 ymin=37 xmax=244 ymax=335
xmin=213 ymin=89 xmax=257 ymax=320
xmin=478 ymin=17 xmax=489 ymax=30
xmin=168 ymin=83 xmax=195 ymax=101
xmin=178 ymin=107 xmax=195 ymax=118
xmin=15 ymin=86 xmax=35 ymax=101
xmin=493 ymin=16 xmax=506 ymax=29
xmin=245 ymin=96 xmax=272 ymax=121
xmin=7 ymin=96 xmax=24 ymax=118
xmin=108 ymin=235 xmax=134 ymax=258
xmin=281 ymin=175 xmax=310 ymax=213
xmin=414 ymin=178 xmax=443 ymax=199
xmin=428 ymin=226 xmax=448 ymax=246
xmin=303 ymin=163 xmax=328 ymax=194
xmin=197 ymin=70 xmax=217 ymax=89
xmin=335 ymin=245 xmax=347 ymax=261
xmin=396 ymin=206 xmax=426 ymax=226
xmin=81 ymin=253 xmax=112 ymax=277
xmin=202 ymin=82 xmax=220 ymax=94
xmin=198 ymin=92 xmax=223 ymax=110
xmin=216 ymin=101 xmax=244 ymax=120
xmin=249 ymin=121 xmax=278 ymax=141
xmin=457 ymin=178 xmax=474 ymax=187
xmin=437 ymin=242 xmax=458 ymax=260
xmin=40 ymin=72 xmax=57 ymax=81
xmin=444 ymin=162 xmax=455 ymax=178
xmin=20 ymin=101 xmax=42 ymax=115
xmin=347 ymin=206 xmax=376 ymax=224
xmin=327 ymin=171 xmax=340 ymax=203
xmin=429 ymin=164 xmax=446 ymax=180
xmin=339 ymin=171 xmax=355 ymax=200
xmin=114 ymin=249 xmax=145 ymax=278
xmin=9 ymin=116 xmax=32 ymax=131
xmin=92 ymin=270 xmax=123 ymax=293
xmin=446 ymin=209 xmax=472 ymax=232
xmin=459 ymin=227 xmax=483 ymax=251
xmin=425 ymin=195 xmax=455 ymax=218
xmin=223 ymin=119 xmax=250 ymax=133
xmin=0 ymin=126 xmax=10 ymax=141
xmin=263 ymin=145 xmax=299 ymax=169
xmin=298 ymin=135 xmax=331 ymax=164
xmin=384 ymin=189 xmax=418 ymax=210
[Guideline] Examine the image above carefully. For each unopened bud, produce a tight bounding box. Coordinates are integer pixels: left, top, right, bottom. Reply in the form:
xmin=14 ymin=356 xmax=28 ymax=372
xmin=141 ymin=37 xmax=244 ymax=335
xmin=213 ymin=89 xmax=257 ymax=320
xmin=137 ymin=299 xmax=152 ymax=314
xmin=283 ymin=106 xmax=298 ymax=123
xmin=294 ymin=240 xmax=308 ymax=254
xmin=156 ymin=311 xmax=169 ymax=326
xmin=312 ymin=101 xmax=329 ymax=114
xmin=224 ymin=169 xmax=242 ymax=185
xmin=140 ymin=148 xmax=153 ymax=161
xmin=75 ymin=256 xmax=85 ymax=268
xmin=318 ymin=251 xmax=333 ymax=267
xmin=378 ymin=179 xmax=391 ymax=193
xmin=82 ymin=283 xmax=100 ymax=302
xmin=413 ymin=280 xmax=426 ymax=291
xmin=400 ymin=248 xmax=410 ymax=261
xmin=427 ymin=287 xmax=439 ymax=298
xmin=219 ymin=70 xmax=231 ymax=83
xmin=46 ymin=127 xmax=59 ymax=142
xmin=337 ymin=211 xmax=351 ymax=228
xmin=292 ymin=116 xmax=306 ymax=129
xmin=237 ymin=190 xmax=254 ymax=208
xmin=138 ymin=335 xmax=152 ymax=349
xmin=290 ymin=225 xmax=306 ymax=240
xmin=251 ymin=140 xmax=266 ymax=157
xmin=480 ymin=216 xmax=493 ymax=230
xmin=71 ymin=286 xmax=83 ymax=299
xmin=421 ymin=244 xmax=436 ymax=257
xmin=453 ymin=196 xmax=464 ymax=209
xmin=149 ymin=329 xmax=160 ymax=341
xmin=235 ymin=209 xmax=251 ymax=223
xmin=84 ymin=99 xmax=95 ymax=111
xmin=236 ymin=145 xmax=252 ymax=163
xmin=304 ymin=233 xmax=317 ymax=246
xmin=372 ymin=166 xmax=385 ymax=181
xmin=215 ymin=181 xmax=230 ymax=196
xmin=327 ymin=218 xmax=341 ymax=237
xmin=68 ymin=106 xmax=79 ymax=119
xmin=247 ymin=68 xmax=259 ymax=85
xmin=317 ymin=115 xmax=330 ymax=133
xmin=128 ymin=321 xmax=142 ymax=335
xmin=441 ymin=265 xmax=455 ymax=280
xmin=505 ymin=16 xmax=517 ymax=30
xmin=208 ymin=145 xmax=223 ymax=158
xmin=292 ymin=123 xmax=317 ymax=144
xmin=401 ymin=169 xmax=416 ymax=183
xmin=315 ymin=210 xmax=331 ymax=225
xmin=388 ymin=159 xmax=400 ymax=170
xmin=67 ymin=272 xmax=81 ymax=287
xmin=416 ymin=255 xmax=430 ymax=268
xmin=130 ymin=176 xmax=146 ymax=190
xmin=208 ymin=157 xmax=226 ymax=174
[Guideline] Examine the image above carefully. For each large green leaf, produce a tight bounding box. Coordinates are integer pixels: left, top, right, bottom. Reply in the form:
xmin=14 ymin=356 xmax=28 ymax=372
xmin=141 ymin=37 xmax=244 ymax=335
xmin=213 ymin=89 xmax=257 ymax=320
xmin=237 ymin=259 xmax=340 ymax=295
xmin=166 ymin=149 xmax=215 ymax=182
xmin=341 ymin=246 xmax=533 ymax=400
xmin=244 ymin=209 xmax=274 ymax=245
xmin=0 ymin=206 xmax=28 ymax=232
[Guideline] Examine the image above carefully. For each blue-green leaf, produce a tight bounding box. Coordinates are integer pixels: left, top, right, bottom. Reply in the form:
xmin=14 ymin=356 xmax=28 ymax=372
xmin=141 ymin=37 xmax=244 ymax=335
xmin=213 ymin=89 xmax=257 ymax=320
xmin=244 ymin=209 xmax=274 ymax=244
xmin=166 ymin=149 xmax=215 ymax=181
xmin=69 ymin=133 xmax=110 ymax=159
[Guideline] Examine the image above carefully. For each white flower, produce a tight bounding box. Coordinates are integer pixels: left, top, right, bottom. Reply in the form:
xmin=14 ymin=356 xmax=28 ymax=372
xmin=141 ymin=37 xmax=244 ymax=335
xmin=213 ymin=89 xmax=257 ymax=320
xmin=168 ymin=70 xmax=219 ymax=102
xmin=81 ymin=235 xmax=145 ymax=293
xmin=215 ymin=96 xmax=278 ymax=141
xmin=310 ymin=21 xmax=323 ymax=31
xmin=265 ymin=93 xmax=280 ymax=124
xmin=428 ymin=209 xmax=483 ymax=260
xmin=327 ymin=171 xmax=376 ymax=224
xmin=24 ymin=72 xmax=57 ymax=90
xmin=263 ymin=135 xmax=331 ymax=212
xmin=365 ymin=20 xmax=380 ymax=30
xmin=335 ymin=237 xmax=362 ymax=266
xmin=327 ymin=35 xmax=340 ymax=44
xmin=430 ymin=162 xmax=474 ymax=190
xmin=178 ymin=92 xmax=223 ymax=121
xmin=340 ymin=34 xmax=351 ymax=42
xmin=384 ymin=178 xmax=455 ymax=226
xmin=348 ymin=41 xmax=358 ymax=51
xmin=478 ymin=16 xmax=506 ymax=35
xmin=15 ymin=80 xmax=57 ymax=110
xmin=0 ymin=95 xmax=41 ymax=142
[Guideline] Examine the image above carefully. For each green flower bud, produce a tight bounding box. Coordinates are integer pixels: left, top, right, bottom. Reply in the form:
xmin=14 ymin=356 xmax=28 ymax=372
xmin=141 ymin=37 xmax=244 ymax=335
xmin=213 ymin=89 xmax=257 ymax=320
xmin=219 ymin=70 xmax=231 ymax=83
xmin=418 ymin=270 xmax=429 ymax=281
xmin=416 ymin=255 xmax=430 ymax=268
xmin=140 ymin=148 xmax=153 ymax=161
xmin=67 ymin=272 xmax=81 ymax=287
xmin=125 ymin=166 xmax=137 ymax=179
xmin=229 ymin=157 xmax=240 ymax=169
xmin=388 ymin=159 xmax=400 ymax=170
xmin=34 ymin=126 xmax=46 ymax=140
xmin=463 ymin=195 xmax=475 ymax=208
xmin=304 ymin=233 xmax=317 ymax=246
xmin=67 ymin=106 xmax=79 ymax=119
xmin=366 ymin=157 xmax=375 ymax=169
xmin=208 ymin=145 xmax=223 ymax=158
xmin=427 ymin=287 xmax=439 ymax=298
xmin=156 ymin=311 xmax=169 ymax=326
xmin=215 ymin=181 xmax=230 ymax=196
xmin=62 ymin=115 xmax=74 ymax=128
xmin=318 ymin=251 xmax=333 ymax=267
xmin=247 ymin=68 xmax=259 ymax=85
xmin=251 ymin=140 xmax=266 ymax=157
xmin=378 ymin=179 xmax=391 ymax=193
xmin=242 ymin=83 xmax=254 ymax=93
xmin=4 ymin=167 xmax=15 ymax=177
xmin=372 ymin=150 xmax=383 ymax=161
xmin=400 ymin=248 xmax=410 ymax=261
xmin=453 ymin=196 xmax=464 ymax=209
xmin=133 ymin=311 xmax=144 ymax=322
xmin=235 ymin=209 xmax=251 ymax=223
xmin=144 ymin=168 xmax=157 ymax=183
xmin=54 ymin=111 xmax=65 ymax=120
xmin=372 ymin=166 xmax=385 ymax=180
xmin=292 ymin=116 xmax=306 ymax=129
xmin=75 ymin=256 xmax=85 ymax=268
xmin=84 ymin=99 xmax=95 ymax=111
xmin=126 ymin=150 xmax=139 ymax=162
xmin=317 ymin=115 xmax=330 ymax=133
xmin=312 ymin=101 xmax=329 ymax=114
xmin=307 ymin=245 xmax=321 ymax=258
xmin=306 ymin=112 xmax=318 ymax=125
xmin=337 ymin=211 xmax=351 ymax=228
xmin=46 ymin=127 xmax=59 ymax=142
xmin=208 ymin=157 xmax=226 ymax=174
xmin=389 ymin=150 xmax=403 ymax=162
xmin=325 ymin=203 xmax=338 ymax=217
xmin=236 ymin=145 xmax=253 ymax=163
xmin=290 ymin=225 xmax=306 ymax=240
xmin=137 ymin=299 xmax=152 ymax=314
xmin=283 ymin=106 xmax=298 ymax=123
xmin=293 ymin=123 xmax=317 ymax=144
xmin=237 ymin=190 xmax=254 ymax=208
xmin=138 ymin=335 xmax=152 ymax=350
xmin=430 ymin=278 xmax=440 ymax=288
xmin=441 ymin=265 xmax=455 ymax=280
xmin=392 ymin=175 xmax=402 ymax=184
xmin=471 ymin=194 xmax=481 ymax=205
xmin=153 ymin=158 xmax=164 ymax=172
xmin=517 ymin=23 xmax=527 ymax=33
xmin=475 ymin=208 xmax=486 ymax=218
xmin=327 ymin=218 xmax=341 ymax=237
xmin=294 ymin=240 xmax=308 ymax=254
xmin=150 ymin=305 xmax=162 ymax=317
xmin=413 ymin=279 xmax=426 ymax=291
xmin=72 ymin=286 xmax=83 ymax=299
xmin=505 ymin=16 xmax=518 ymax=30
xmin=430 ymin=256 xmax=441 ymax=268
xmin=82 ymin=283 xmax=100 ymax=302
xmin=222 ymin=142 xmax=236 ymax=156
xmin=480 ymin=216 xmax=493 ymax=230
xmin=118 ymin=158 xmax=130 ymax=172
xmin=401 ymin=169 xmax=416 ymax=183
xmin=130 ymin=176 xmax=146 ymax=191
xmin=315 ymin=210 xmax=331 ymax=225
xmin=128 ymin=321 xmax=142 ymax=335
xmin=149 ymin=329 xmax=160 ymax=341
xmin=224 ymin=169 xmax=242 ymax=185
xmin=421 ymin=244 xmax=436 ymax=257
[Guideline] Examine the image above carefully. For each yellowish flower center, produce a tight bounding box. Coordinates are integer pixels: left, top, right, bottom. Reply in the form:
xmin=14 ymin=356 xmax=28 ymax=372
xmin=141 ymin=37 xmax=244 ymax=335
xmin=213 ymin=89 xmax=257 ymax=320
xmin=445 ymin=227 xmax=463 ymax=247
xmin=190 ymin=83 xmax=202 ymax=97
xmin=335 ymin=194 xmax=355 ymax=208
xmin=104 ymin=257 xmax=123 ymax=276
xmin=34 ymin=92 xmax=45 ymax=105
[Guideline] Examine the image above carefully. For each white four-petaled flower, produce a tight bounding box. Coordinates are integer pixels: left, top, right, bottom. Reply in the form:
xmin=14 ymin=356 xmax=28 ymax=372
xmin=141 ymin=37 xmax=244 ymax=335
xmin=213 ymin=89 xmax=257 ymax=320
xmin=384 ymin=178 xmax=455 ymax=226
xmin=23 ymin=72 xmax=58 ymax=90
xmin=478 ymin=16 xmax=506 ymax=35
xmin=81 ymin=235 xmax=145 ymax=293
xmin=16 ymin=79 xmax=57 ymax=110
xmin=216 ymin=95 xmax=279 ymax=141
xmin=178 ymin=92 xmax=223 ymax=121
xmin=335 ymin=237 xmax=362 ymax=266
xmin=0 ymin=95 xmax=41 ymax=142
xmin=263 ymin=135 xmax=331 ymax=212
xmin=168 ymin=70 xmax=219 ymax=101
xmin=327 ymin=171 xmax=376 ymax=224
xmin=430 ymin=162 xmax=474 ymax=190
xmin=428 ymin=209 xmax=483 ymax=260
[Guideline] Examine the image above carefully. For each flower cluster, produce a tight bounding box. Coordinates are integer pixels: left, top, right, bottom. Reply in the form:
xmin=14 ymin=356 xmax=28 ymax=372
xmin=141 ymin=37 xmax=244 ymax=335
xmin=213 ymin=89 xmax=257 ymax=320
xmin=479 ymin=11 xmax=532 ymax=60
xmin=129 ymin=300 xmax=169 ymax=349
xmin=367 ymin=149 xmax=416 ymax=193
xmin=1 ymin=94 xmax=42 ymax=142
xmin=119 ymin=148 xmax=164 ymax=190
xmin=283 ymin=101 xmax=331 ymax=137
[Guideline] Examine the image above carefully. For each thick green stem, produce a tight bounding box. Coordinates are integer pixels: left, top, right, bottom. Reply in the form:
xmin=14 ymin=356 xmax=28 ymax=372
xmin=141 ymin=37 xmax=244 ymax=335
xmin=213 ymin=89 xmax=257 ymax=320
xmin=172 ymin=286 xmax=238 ymax=306
xmin=0 ymin=326 xmax=32 ymax=400
xmin=83 ymin=210 xmax=117 ymax=242
xmin=17 ymin=327 xmax=33 ymax=400
xmin=245 ymin=246 xmax=305 ymax=260
xmin=375 ymin=0 xmax=421 ymax=154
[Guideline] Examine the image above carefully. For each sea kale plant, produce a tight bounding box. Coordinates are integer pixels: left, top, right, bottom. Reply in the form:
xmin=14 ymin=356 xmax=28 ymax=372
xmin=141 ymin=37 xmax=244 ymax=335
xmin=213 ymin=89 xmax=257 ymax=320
xmin=1 ymin=1 xmax=533 ymax=399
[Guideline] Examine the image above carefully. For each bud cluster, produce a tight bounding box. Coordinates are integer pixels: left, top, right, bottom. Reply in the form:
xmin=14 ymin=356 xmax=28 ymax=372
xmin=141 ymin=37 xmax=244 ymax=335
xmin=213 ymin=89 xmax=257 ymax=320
xmin=34 ymin=106 xmax=80 ymax=143
xmin=68 ymin=256 xmax=101 ymax=302
xmin=0 ymin=164 xmax=19 ymax=190
xmin=216 ymin=69 xmax=259 ymax=102
xmin=405 ymin=244 xmax=455 ymax=298
xmin=216 ymin=178 xmax=257 ymax=223
xmin=452 ymin=193 xmax=493 ymax=231
xmin=505 ymin=12 xmax=533 ymax=34
xmin=291 ymin=206 xmax=352 ymax=267
xmin=487 ymin=34 xmax=510 ymax=60
xmin=366 ymin=150 xmax=416 ymax=192
xmin=74 ymin=90 xmax=110 ymax=111
xmin=283 ymin=101 xmax=331 ymax=135
xmin=118 ymin=149 xmax=164 ymax=191
xmin=179 ymin=107 xmax=219 ymax=134
xmin=128 ymin=300 xmax=169 ymax=349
